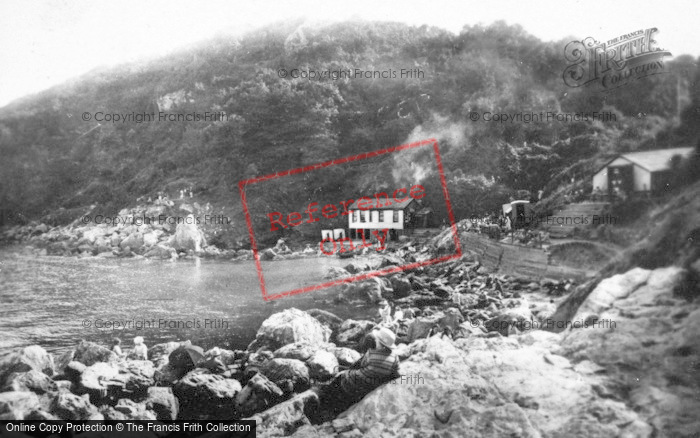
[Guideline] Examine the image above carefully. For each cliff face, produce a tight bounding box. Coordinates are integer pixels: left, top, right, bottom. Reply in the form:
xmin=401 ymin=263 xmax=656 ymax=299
xmin=2 ymin=19 xmax=696 ymax=248
xmin=550 ymin=180 xmax=700 ymax=328
xmin=559 ymin=266 xmax=700 ymax=437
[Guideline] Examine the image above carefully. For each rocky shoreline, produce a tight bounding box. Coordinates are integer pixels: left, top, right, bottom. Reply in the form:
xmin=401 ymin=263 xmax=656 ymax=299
xmin=0 ymin=246 xmax=575 ymax=424
xmin=1 ymin=227 xmax=699 ymax=436
xmin=0 ymin=203 xmax=324 ymax=262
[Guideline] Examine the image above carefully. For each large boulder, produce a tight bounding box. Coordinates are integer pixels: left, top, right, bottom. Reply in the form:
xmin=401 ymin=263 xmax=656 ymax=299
xmin=340 ymin=278 xmax=387 ymax=303
xmin=378 ymin=254 xmax=406 ymax=267
xmin=95 ymin=245 xmax=112 ymax=255
xmin=394 ymin=290 xmax=448 ymax=307
xmin=273 ymin=343 xmax=319 ymax=362
xmin=149 ymin=341 xmax=182 ymax=367
xmin=145 ymin=205 xmax=167 ymax=217
xmin=143 ymin=231 xmax=160 ymax=247
xmin=484 ymin=302 xmax=534 ymax=336
xmin=0 ymin=391 xmax=43 ymax=420
xmin=246 ymin=390 xmax=319 ymax=437
xmin=260 ymin=358 xmax=310 ymax=393
xmin=80 ymin=360 xmax=155 ymax=403
xmin=335 ymin=320 xmax=376 ymax=349
xmin=110 ymin=234 xmax=121 ymax=247
xmin=390 ymin=276 xmax=413 ymax=299
xmin=172 ymin=217 xmax=205 ymax=252
xmin=119 ymin=232 xmax=144 ymax=253
xmin=51 ymin=391 xmax=102 ymax=420
xmin=146 ymin=387 xmax=179 ymax=421
xmin=574 ymin=267 xmax=651 ymax=322
xmin=203 ymin=347 xmax=241 ymax=367
xmin=122 ymin=360 xmax=156 ymax=394
xmin=63 ymin=361 xmax=87 ymax=385
xmin=0 ymin=345 xmax=55 ymax=385
xmin=34 ymin=223 xmax=50 ymax=234
xmin=306 ymin=309 xmax=344 ymax=332
xmin=154 ymin=363 xmax=182 ymax=387
xmin=248 ymin=309 xmax=331 ymax=352
xmin=144 ymin=244 xmax=177 ymax=259
xmin=403 ymin=309 xmax=463 ymax=343
xmin=2 ymin=370 xmax=57 ymax=394
xmin=243 ymin=351 xmax=274 ymax=381
xmin=235 ymin=373 xmax=284 ymax=418
xmin=101 ymin=399 xmax=157 ymax=421
xmin=306 ymin=350 xmax=338 ymax=382
xmin=79 ymin=362 xmax=120 ymax=401
xmin=344 ymin=262 xmax=369 ymax=274
xmin=73 ymin=340 xmax=117 ymax=366
xmin=173 ymin=369 xmax=241 ymax=420
xmin=324 ymin=266 xmax=350 ymax=279
xmin=333 ymin=347 xmax=361 ymax=367
xmin=260 ymin=248 xmax=277 ymax=261
xmin=82 ymin=227 xmax=107 ymax=244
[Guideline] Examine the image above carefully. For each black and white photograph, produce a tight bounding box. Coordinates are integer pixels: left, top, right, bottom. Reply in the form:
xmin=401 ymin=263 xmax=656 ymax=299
xmin=0 ymin=1 xmax=699 ymax=436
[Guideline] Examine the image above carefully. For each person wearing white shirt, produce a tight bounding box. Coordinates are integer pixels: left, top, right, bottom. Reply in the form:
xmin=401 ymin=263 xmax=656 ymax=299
xmin=132 ymin=336 xmax=148 ymax=360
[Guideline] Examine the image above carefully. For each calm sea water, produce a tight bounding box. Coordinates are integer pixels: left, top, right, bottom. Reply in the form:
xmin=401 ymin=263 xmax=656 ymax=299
xmin=0 ymin=248 xmax=374 ymax=355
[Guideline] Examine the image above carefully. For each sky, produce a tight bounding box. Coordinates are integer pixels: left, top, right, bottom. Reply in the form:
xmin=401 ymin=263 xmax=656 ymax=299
xmin=0 ymin=0 xmax=698 ymax=108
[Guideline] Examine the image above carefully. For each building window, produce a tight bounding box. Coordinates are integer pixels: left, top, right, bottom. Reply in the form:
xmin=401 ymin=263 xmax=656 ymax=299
xmin=393 ymin=210 xmax=400 ymax=222
xmin=352 ymin=211 xmax=358 ymax=223
xmin=378 ymin=210 xmax=384 ymax=221
xmin=360 ymin=210 xmax=366 ymax=223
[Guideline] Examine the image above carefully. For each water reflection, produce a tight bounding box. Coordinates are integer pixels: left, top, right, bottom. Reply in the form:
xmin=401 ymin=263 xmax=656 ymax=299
xmin=0 ymin=249 xmax=371 ymax=355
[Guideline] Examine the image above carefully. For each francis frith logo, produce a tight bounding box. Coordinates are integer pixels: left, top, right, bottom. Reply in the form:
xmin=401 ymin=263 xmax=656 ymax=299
xmin=563 ymin=27 xmax=672 ymax=90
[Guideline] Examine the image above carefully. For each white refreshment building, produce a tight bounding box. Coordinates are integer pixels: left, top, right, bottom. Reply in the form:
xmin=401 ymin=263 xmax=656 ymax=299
xmin=347 ymin=198 xmax=417 ymax=241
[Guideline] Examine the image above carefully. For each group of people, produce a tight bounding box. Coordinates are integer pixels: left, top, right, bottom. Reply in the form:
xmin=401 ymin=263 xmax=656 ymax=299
xmin=110 ymin=336 xmax=148 ymax=360
xmin=136 ymin=188 xmax=195 ymax=207
xmin=179 ymin=188 xmax=194 ymax=199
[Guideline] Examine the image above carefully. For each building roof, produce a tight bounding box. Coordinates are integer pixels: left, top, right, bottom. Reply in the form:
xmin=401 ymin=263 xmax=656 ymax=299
xmin=347 ymin=197 xmax=415 ymax=211
xmin=596 ymin=147 xmax=695 ymax=174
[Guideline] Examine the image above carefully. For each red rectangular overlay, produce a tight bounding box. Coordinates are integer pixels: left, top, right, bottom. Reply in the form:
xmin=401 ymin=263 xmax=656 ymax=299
xmin=238 ymin=138 xmax=462 ymax=301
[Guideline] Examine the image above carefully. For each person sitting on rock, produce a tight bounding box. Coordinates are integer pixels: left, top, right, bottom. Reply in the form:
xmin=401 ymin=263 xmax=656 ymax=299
xmin=111 ymin=338 xmax=125 ymax=358
xmin=342 ymin=327 xmax=399 ymax=396
xmin=131 ymin=336 xmax=148 ymax=360
xmin=313 ymin=327 xmax=400 ymax=420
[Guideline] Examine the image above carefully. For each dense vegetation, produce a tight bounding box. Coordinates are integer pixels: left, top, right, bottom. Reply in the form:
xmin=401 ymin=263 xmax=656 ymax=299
xmin=1 ymin=20 xmax=698 ymax=246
